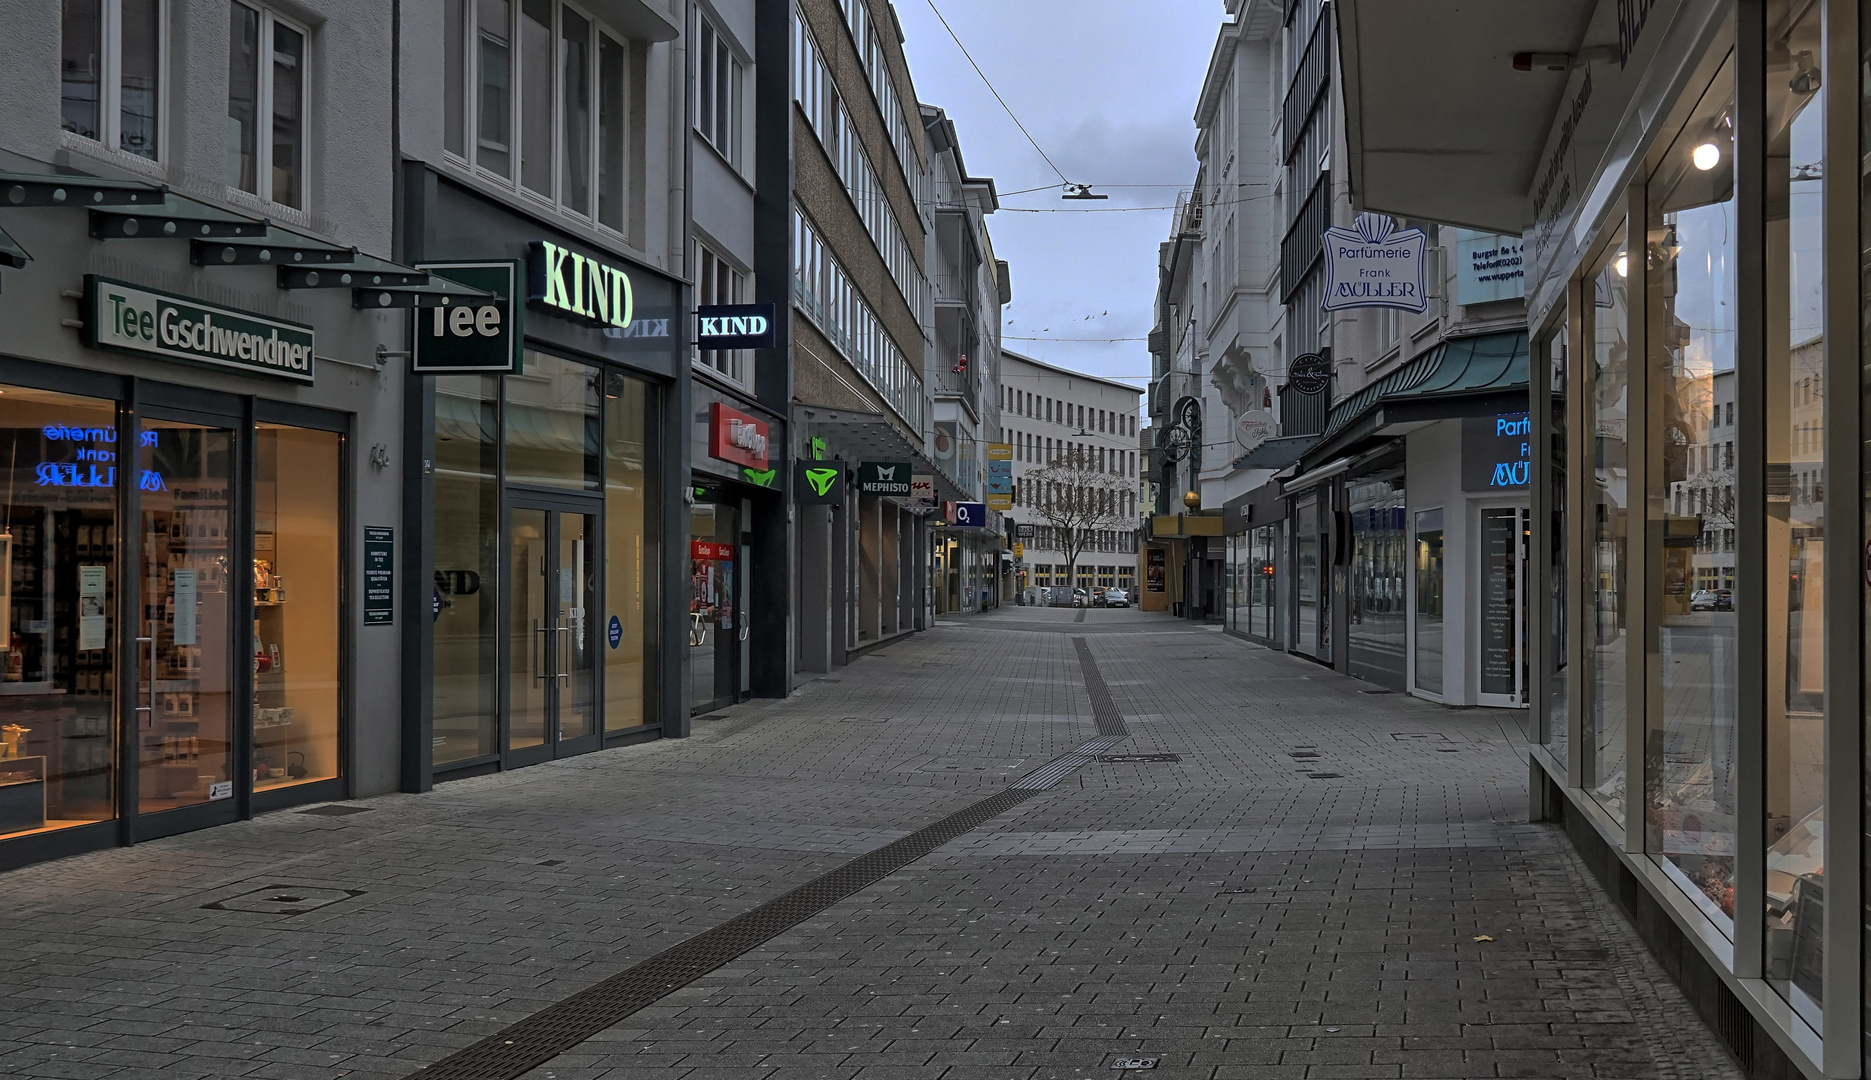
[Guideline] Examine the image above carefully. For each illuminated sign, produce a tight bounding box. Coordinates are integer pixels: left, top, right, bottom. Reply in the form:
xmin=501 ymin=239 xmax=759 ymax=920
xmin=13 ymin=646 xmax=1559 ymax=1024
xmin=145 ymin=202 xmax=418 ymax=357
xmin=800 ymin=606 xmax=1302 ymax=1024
xmin=708 ymin=403 xmax=770 ymax=469
xmin=413 ymin=262 xmax=521 ymax=374
xmin=697 ymin=304 xmax=777 ymax=350
xmin=691 ymin=540 xmax=734 ymax=561
xmin=84 ymin=276 xmax=315 ymax=382
xmin=797 ymin=461 xmax=844 ymax=505
xmin=1461 ymin=412 xmax=1532 ymax=490
xmin=528 ymin=241 xmax=634 ymax=327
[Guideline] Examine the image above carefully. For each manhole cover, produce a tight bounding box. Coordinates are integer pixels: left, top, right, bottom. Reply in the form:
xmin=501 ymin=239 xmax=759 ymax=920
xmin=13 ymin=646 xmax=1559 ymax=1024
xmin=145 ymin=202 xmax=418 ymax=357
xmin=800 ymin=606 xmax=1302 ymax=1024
xmin=297 ymin=804 xmax=370 ymax=817
xmin=1307 ymin=772 xmax=1343 ymax=779
xmin=203 ymin=884 xmax=363 ymax=916
xmin=1097 ymin=753 xmax=1180 ymax=764
xmin=1111 ymin=1057 xmax=1159 ymax=1071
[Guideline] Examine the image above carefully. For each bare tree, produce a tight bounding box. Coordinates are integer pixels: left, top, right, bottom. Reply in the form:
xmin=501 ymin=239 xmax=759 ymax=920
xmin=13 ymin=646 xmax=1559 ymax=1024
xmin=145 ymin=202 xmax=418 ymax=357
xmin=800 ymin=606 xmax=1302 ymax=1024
xmin=1020 ymin=446 xmax=1135 ymax=597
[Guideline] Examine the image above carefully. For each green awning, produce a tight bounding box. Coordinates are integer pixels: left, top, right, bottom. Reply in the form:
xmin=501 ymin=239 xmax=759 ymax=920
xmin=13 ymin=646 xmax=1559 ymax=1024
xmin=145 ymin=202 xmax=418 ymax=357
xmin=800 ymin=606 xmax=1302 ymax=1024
xmin=1300 ymin=329 xmax=1529 ymax=469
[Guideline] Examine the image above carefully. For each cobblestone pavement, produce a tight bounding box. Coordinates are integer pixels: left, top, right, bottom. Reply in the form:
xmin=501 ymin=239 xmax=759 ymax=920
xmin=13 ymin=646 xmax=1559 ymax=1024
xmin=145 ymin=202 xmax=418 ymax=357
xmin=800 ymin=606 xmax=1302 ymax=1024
xmin=0 ymin=608 xmax=1742 ymax=1080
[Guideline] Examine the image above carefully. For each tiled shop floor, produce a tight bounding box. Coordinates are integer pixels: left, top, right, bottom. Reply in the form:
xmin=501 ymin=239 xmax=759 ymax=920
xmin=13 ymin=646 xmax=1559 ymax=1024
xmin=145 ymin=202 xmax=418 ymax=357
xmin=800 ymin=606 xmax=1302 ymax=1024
xmin=0 ymin=607 xmax=1740 ymax=1080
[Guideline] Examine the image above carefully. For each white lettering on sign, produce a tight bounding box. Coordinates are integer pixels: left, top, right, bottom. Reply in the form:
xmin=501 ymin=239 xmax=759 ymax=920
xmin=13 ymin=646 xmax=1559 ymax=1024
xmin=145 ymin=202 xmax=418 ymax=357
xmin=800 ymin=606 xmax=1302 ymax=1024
xmin=89 ymin=277 xmax=315 ymax=382
xmin=432 ymin=303 xmax=504 ymax=338
xmin=700 ymin=315 xmax=770 ymax=338
xmin=531 ymin=241 xmax=634 ymax=327
xmin=728 ymin=419 xmax=768 ymax=458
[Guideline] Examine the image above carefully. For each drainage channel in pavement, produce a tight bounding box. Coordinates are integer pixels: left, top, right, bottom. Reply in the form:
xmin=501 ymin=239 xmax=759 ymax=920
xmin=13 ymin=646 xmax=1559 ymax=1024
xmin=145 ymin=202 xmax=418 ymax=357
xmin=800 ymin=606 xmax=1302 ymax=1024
xmin=404 ymin=639 xmax=1132 ymax=1080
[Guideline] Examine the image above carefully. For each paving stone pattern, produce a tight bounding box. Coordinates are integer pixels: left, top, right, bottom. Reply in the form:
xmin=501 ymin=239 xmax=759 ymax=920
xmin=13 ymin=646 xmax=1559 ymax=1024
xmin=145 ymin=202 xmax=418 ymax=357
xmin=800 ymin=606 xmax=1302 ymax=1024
xmin=0 ymin=608 xmax=1741 ymax=1080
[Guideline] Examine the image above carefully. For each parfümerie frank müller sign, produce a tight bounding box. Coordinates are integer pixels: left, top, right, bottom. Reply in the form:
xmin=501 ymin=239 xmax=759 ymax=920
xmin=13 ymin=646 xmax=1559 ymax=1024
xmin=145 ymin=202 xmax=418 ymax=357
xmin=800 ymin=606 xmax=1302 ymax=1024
xmin=1321 ymin=212 xmax=1429 ymax=314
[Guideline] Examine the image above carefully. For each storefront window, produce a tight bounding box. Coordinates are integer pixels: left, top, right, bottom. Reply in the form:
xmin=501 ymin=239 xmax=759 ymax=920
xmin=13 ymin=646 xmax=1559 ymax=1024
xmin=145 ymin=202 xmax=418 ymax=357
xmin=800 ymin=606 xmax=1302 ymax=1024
xmin=1585 ymin=234 xmax=1630 ymax=821
xmin=1542 ymin=323 xmax=1568 ymax=764
xmin=138 ymin=420 xmax=235 ymax=815
xmin=1251 ymin=525 xmax=1277 ymax=640
xmin=505 ymin=350 xmax=600 ymax=491
xmin=1645 ymin=56 xmax=1737 ymax=927
xmin=251 ymin=424 xmax=341 ymax=790
xmin=0 ymin=387 xmax=118 ymax=839
xmin=689 ymin=495 xmax=738 ymax=712
xmin=1347 ymin=474 xmax=1406 ymax=690
xmin=1296 ymin=497 xmax=1320 ymax=656
xmin=1763 ymin=0 xmax=1825 ymax=1017
xmin=432 ymin=375 xmax=500 ymax=765
xmin=603 ymin=372 xmax=655 ymax=732
xmin=1414 ymin=509 xmax=1443 ymax=695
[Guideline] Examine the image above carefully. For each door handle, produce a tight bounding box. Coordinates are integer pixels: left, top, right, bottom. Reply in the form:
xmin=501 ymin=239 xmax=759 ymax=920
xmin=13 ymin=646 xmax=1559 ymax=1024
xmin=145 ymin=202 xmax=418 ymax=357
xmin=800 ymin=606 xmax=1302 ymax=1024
xmin=556 ymin=625 xmax=571 ymax=683
xmin=533 ymin=621 xmax=549 ymax=683
xmin=134 ymin=635 xmax=155 ymax=726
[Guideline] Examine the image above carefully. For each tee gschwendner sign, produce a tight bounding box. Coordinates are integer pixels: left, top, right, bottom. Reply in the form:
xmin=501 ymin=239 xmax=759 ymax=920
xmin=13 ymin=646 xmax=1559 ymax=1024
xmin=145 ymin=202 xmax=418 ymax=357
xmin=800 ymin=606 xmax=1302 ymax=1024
xmin=84 ymin=276 xmax=315 ymax=383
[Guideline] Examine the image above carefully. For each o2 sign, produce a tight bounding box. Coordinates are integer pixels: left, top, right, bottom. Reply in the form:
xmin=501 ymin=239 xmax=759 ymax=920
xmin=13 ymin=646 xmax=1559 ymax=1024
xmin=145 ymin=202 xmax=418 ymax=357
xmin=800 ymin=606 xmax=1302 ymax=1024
xmin=946 ymin=501 xmax=986 ymax=527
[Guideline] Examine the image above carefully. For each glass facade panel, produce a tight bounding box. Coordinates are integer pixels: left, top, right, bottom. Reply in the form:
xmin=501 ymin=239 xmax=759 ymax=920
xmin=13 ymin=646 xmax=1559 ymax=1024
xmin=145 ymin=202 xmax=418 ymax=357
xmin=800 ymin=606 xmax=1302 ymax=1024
xmin=1645 ymin=57 xmax=1738 ymax=927
xmin=251 ymin=424 xmax=340 ymax=791
xmin=1296 ymin=497 xmax=1320 ymax=657
xmin=505 ymin=350 xmax=600 ymax=491
xmin=0 ymin=387 xmax=118 ymax=839
xmin=1763 ymin=0 xmax=1825 ymax=1018
xmin=432 ymin=375 xmax=500 ymax=765
xmin=1414 ymin=509 xmax=1443 ymax=696
xmin=1586 ymin=234 xmax=1631 ymax=820
xmin=689 ymin=498 xmax=738 ymax=711
xmin=603 ymin=373 xmax=655 ymax=732
xmin=1251 ymin=525 xmax=1277 ymax=641
xmin=1348 ymin=475 xmax=1406 ymax=690
xmin=1543 ymin=324 xmax=1568 ymax=764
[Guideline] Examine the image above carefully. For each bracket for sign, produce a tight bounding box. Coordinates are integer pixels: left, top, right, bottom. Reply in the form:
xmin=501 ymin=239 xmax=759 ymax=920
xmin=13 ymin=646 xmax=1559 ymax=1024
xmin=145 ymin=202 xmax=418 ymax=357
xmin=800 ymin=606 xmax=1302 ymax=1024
xmin=192 ymin=238 xmax=361 ymax=268
xmin=89 ymin=196 xmax=267 ymax=240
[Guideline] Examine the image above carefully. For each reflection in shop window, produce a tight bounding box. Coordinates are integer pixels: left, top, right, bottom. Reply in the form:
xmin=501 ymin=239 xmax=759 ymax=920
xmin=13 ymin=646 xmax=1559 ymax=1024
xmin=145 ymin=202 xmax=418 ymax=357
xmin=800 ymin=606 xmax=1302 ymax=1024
xmin=0 ymin=387 xmax=120 ymax=840
xmin=252 ymin=424 xmax=340 ymax=790
xmin=1413 ymin=510 xmax=1443 ymax=696
xmin=1585 ymin=233 xmax=1629 ymax=823
xmin=604 ymin=372 xmax=655 ymax=732
xmin=432 ymin=376 xmax=500 ymax=765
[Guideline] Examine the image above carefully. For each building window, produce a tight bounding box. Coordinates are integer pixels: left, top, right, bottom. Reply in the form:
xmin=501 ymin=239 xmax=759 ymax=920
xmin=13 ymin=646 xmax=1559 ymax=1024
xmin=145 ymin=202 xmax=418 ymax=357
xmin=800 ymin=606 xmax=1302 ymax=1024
xmin=61 ymin=0 xmax=162 ymax=160
xmin=225 ymin=3 xmax=307 ymax=209
xmin=695 ymin=243 xmax=750 ymax=386
xmin=695 ymin=11 xmax=745 ymax=171
xmin=446 ymin=0 xmax=641 ymax=237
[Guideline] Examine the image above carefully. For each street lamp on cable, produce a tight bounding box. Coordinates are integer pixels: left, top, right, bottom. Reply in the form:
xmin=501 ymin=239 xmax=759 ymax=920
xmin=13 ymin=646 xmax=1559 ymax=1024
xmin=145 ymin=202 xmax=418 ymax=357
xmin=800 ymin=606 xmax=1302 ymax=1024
xmin=1062 ymin=183 xmax=1108 ymax=201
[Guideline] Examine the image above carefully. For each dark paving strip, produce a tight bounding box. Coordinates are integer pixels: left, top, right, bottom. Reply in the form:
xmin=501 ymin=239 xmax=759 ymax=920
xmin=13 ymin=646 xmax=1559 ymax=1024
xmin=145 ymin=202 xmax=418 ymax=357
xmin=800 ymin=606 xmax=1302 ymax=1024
xmin=407 ymin=787 xmax=1040 ymax=1079
xmin=1074 ymin=605 xmax=1087 ymax=622
xmin=1072 ymin=635 xmax=1130 ymax=738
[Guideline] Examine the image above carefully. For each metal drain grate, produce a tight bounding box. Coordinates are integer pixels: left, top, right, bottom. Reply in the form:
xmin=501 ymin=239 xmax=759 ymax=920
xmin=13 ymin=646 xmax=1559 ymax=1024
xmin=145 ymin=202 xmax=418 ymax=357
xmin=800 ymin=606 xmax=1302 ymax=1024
xmin=297 ymin=804 xmax=371 ymax=817
xmin=1097 ymin=753 xmax=1181 ymax=764
xmin=405 ymin=787 xmax=1038 ymax=1080
xmin=203 ymin=884 xmax=363 ymax=916
xmin=1071 ymin=637 xmax=1129 ymax=738
xmin=1307 ymin=772 xmax=1343 ymax=779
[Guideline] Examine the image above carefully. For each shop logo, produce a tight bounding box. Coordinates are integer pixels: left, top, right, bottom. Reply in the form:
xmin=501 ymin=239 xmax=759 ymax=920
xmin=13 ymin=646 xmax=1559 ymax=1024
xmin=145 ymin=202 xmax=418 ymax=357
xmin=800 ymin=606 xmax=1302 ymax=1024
xmin=528 ymin=241 xmax=634 ymax=328
xmin=709 ymin=403 xmax=770 ymax=469
xmin=859 ymin=461 xmax=912 ymax=496
xmin=1321 ymin=214 xmax=1428 ymax=314
xmin=414 ymin=263 xmax=520 ymax=375
xmin=697 ymin=304 xmax=778 ymax=350
xmin=804 ymin=468 xmax=839 ymax=497
xmin=743 ymin=467 xmax=776 ymax=488
xmin=85 ymin=276 xmax=315 ymax=383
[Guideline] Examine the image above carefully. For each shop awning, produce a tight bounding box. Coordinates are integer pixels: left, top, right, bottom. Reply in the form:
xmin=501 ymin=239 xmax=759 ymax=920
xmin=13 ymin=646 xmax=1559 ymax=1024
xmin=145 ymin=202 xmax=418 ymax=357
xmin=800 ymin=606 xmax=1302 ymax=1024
xmin=1297 ymin=330 xmax=1529 ymax=472
xmin=1336 ymin=1 xmax=1594 ymax=231
xmin=793 ymin=404 xmax=965 ymax=506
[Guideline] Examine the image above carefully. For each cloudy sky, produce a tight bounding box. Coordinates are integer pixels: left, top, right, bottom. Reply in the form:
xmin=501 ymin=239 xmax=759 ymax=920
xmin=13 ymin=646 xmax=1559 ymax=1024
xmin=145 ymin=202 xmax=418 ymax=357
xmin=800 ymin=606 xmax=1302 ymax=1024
xmin=891 ymin=0 xmax=1223 ymax=402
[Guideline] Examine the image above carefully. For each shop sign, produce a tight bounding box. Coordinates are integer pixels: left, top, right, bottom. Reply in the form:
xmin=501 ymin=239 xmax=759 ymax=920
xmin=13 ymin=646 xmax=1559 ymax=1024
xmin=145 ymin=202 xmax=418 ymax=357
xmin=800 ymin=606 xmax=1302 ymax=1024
xmin=1013 ymin=542 xmax=1024 ymax=558
xmin=797 ymin=460 xmax=845 ymax=504
xmin=84 ymin=276 xmax=315 ymax=383
xmin=697 ymin=303 xmax=777 ymax=350
xmin=363 ymin=526 xmax=395 ymax=625
xmin=945 ymin=501 xmax=985 ymax=527
xmin=709 ymin=402 xmax=770 ymax=469
xmin=1320 ymin=214 xmax=1427 ymax=314
xmin=986 ymin=444 xmax=1012 ymax=511
xmin=1015 ymin=523 xmax=1036 ymax=539
xmin=1236 ymin=409 xmax=1275 ymax=452
xmin=909 ymin=474 xmax=936 ymax=507
xmin=608 ymin=614 xmax=623 ymax=649
xmin=691 ymin=540 xmax=734 ymax=561
xmin=527 ymin=241 xmax=635 ymax=328
xmin=1453 ymin=230 xmax=1526 ymax=305
xmin=1287 ymin=352 xmax=1331 ymax=396
xmin=1461 ymin=412 xmax=1532 ymax=490
xmin=413 ymin=261 xmax=521 ymax=374
xmin=859 ymin=461 xmax=911 ymax=496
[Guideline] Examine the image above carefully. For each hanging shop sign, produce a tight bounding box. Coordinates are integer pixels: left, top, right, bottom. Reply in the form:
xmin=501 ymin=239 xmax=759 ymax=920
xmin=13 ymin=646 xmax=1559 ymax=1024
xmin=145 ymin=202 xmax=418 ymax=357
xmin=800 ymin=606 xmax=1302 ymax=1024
xmin=363 ymin=526 xmax=395 ymax=625
xmin=696 ymin=303 xmax=777 ymax=350
xmin=1321 ymin=213 xmax=1428 ymax=314
xmin=909 ymin=474 xmax=937 ymax=508
xmin=797 ymin=460 xmax=845 ymax=504
xmin=690 ymin=540 xmax=735 ymax=561
xmin=1015 ymin=523 xmax=1037 ymax=539
xmin=83 ymin=276 xmax=315 ymax=383
xmin=945 ymin=501 xmax=986 ymax=527
xmin=528 ymin=241 xmax=635 ymax=327
xmin=708 ymin=402 xmax=770 ymax=469
xmin=1460 ymin=412 xmax=1532 ymax=490
xmin=1453 ymin=230 xmax=1526 ymax=305
xmin=1287 ymin=352 xmax=1331 ymax=396
xmin=1235 ymin=409 xmax=1275 ymax=452
xmin=986 ymin=443 xmax=1013 ymax=511
xmin=412 ymin=261 xmax=521 ymax=374
xmin=859 ymin=461 xmax=912 ymax=496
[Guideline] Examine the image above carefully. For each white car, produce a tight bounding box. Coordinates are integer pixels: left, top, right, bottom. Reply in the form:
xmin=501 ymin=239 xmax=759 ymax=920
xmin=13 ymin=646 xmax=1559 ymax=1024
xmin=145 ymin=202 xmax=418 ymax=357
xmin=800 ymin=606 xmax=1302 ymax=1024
xmin=1688 ymin=589 xmax=1717 ymax=611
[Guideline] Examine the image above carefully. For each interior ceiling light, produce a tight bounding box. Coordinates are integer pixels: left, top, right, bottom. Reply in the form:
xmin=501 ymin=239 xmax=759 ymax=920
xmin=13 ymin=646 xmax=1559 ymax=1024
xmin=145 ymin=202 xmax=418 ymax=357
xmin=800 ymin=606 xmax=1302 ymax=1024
xmin=1614 ymin=254 xmax=1628 ymax=278
xmin=1789 ymin=52 xmax=1821 ymax=94
xmin=1692 ymin=142 xmax=1722 ymax=171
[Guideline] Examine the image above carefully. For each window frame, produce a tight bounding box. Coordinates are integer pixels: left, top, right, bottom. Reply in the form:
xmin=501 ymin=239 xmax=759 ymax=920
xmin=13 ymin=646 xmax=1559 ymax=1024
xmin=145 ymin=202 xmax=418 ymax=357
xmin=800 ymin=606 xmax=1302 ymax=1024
xmin=225 ymin=1 xmax=311 ymax=210
xmin=694 ymin=8 xmax=748 ymax=174
xmin=693 ymin=240 xmax=752 ymax=387
xmin=60 ymin=0 xmax=169 ymax=164
xmin=444 ymin=0 xmax=636 ymax=239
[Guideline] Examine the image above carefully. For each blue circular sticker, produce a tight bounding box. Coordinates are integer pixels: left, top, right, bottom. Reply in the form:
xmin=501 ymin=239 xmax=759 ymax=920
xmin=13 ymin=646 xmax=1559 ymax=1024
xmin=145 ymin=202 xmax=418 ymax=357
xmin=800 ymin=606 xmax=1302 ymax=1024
xmin=608 ymin=614 xmax=623 ymax=649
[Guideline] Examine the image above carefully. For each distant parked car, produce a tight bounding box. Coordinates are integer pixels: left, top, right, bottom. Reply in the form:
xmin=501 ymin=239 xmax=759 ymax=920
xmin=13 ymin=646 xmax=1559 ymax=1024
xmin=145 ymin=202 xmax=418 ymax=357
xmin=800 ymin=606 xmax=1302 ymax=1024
xmin=1689 ymin=590 xmax=1717 ymax=611
xmin=1714 ymin=589 xmax=1733 ymax=611
xmin=1104 ymin=588 xmax=1130 ymax=608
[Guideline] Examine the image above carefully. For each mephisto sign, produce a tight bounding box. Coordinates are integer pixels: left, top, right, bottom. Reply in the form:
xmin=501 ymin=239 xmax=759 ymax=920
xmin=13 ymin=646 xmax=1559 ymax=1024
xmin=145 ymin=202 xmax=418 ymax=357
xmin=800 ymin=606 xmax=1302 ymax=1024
xmin=84 ymin=276 xmax=315 ymax=382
